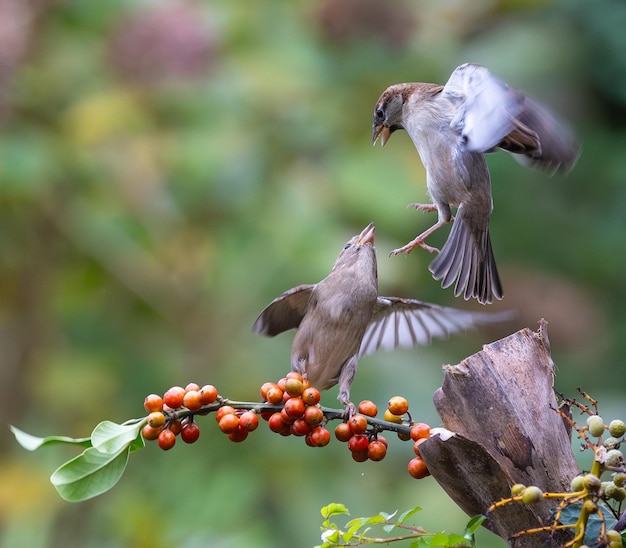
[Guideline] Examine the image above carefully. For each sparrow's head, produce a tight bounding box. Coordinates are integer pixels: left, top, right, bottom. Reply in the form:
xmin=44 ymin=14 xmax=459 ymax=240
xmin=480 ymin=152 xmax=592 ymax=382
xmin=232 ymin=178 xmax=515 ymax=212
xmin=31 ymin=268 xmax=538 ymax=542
xmin=372 ymin=84 xmax=413 ymax=146
xmin=332 ymin=222 xmax=376 ymax=274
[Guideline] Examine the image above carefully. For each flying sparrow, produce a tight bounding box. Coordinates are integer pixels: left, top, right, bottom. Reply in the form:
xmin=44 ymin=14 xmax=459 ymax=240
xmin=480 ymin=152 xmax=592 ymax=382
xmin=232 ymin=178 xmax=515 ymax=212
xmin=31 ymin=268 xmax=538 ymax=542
xmin=372 ymin=63 xmax=579 ymax=304
xmin=253 ymin=223 xmax=511 ymax=411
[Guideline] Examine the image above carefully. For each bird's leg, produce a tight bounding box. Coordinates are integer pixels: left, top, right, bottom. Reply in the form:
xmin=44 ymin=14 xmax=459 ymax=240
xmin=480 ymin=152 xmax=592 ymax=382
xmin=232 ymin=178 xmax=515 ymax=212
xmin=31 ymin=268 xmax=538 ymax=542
xmin=390 ymin=219 xmax=447 ymax=256
xmin=337 ymin=356 xmax=358 ymax=419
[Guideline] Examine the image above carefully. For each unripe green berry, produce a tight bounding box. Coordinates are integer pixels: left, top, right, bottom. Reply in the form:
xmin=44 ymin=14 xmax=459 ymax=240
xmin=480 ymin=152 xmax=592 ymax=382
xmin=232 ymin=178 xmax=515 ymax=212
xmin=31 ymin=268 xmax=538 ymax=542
xmin=606 ymin=449 xmax=625 ymax=468
xmin=613 ymin=472 xmax=625 ymax=487
xmin=608 ymin=419 xmax=626 ymax=438
xmin=587 ymin=415 xmax=605 ymax=438
xmin=511 ymin=483 xmax=526 ymax=496
xmin=583 ymin=474 xmax=601 ymax=492
xmin=604 ymin=437 xmax=621 ymax=450
xmin=614 ymin=487 xmax=626 ymax=501
xmin=603 ymin=483 xmax=618 ymax=500
xmin=521 ymin=486 xmax=543 ymax=504
xmin=606 ymin=530 xmax=622 ymax=548
xmin=570 ymin=475 xmax=585 ymax=492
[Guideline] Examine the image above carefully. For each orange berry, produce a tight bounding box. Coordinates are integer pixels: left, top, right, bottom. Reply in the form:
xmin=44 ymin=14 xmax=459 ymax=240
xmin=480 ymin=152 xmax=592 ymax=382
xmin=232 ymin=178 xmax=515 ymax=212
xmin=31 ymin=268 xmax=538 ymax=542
xmin=144 ymin=394 xmax=164 ymax=413
xmin=304 ymin=405 xmax=324 ymax=426
xmin=309 ymin=426 xmax=331 ymax=447
xmin=227 ymin=425 xmax=248 ymax=443
xmin=348 ymin=434 xmax=369 ymax=453
xmin=285 ymin=371 xmax=303 ymax=382
xmin=358 ymin=400 xmax=378 ymax=417
xmin=413 ymin=438 xmax=427 ymax=457
xmin=215 ymin=405 xmax=236 ymax=423
xmin=260 ymin=382 xmax=278 ymax=400
xmin=169 ymin=419 xmax=183 ymax=436
xmin=291 ymin=418 xmax=312 ymax=436
xmin=302 ymin=387 xmax=321 ymax=406
xmin=265 ymin=386 xmax=284 ymax=404
xmin=387 ymin=396 xmax=409 ymax=416
xmin=334 ymin=422 xmax=352 ymax=442
xmin=185 ymin=382 xmax=201 ymax=392
xmin=218 ymin=413 xmax=240 ymax=434
xmin=410 ymin=422 xmax=431 ymax=441
xmin=183 ymin=390 xmax=203 ymax=411
xmin=199 ymin=384 xmax=218 ymax=405
xmin=163 ymin=386 xmax=185 ymax=409
xmin=268 ymin=412 xmax=290 ymax=434
xmin=408 ymin=457 xmax=430 ymax=479
xmin=349 ymin=414 xmax=368 ymax=435
xmin=368 ymin=440 xmax=387 ymax=461
xmin=239 ymin=411 xmax=259 ymax=432
xmin=284 ymin=397 xmax=306 ymax=419
xmin=141 ymin=424 xmax=162 ymax=441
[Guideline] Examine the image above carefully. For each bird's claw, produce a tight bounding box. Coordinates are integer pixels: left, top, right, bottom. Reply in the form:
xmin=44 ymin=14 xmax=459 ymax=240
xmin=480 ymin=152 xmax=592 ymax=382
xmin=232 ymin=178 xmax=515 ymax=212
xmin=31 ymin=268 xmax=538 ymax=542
xmin=390 ymin=240 xmax=440 ymax=256
xmin=343 ymin=402 xmax=357 ymax=420
xmin=407 ymin=202 xmax=438 ymax=213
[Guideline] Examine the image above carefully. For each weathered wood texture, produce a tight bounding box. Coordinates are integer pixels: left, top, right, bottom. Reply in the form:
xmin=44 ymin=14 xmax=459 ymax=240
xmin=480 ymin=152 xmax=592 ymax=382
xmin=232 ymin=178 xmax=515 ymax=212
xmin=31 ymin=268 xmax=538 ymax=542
xmin=420 ymin=321 xmax=580 ymax=547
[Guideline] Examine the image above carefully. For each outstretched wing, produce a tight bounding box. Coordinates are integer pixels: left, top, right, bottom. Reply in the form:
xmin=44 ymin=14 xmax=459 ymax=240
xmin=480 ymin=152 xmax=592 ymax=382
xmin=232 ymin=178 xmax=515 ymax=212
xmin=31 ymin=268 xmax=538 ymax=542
xmin=252 ymin=285 xmax=314 ymax=337
xmin=359 ymin=296 xmax=512 ymax=357
xmin=444 ymin=63 xmax=578 ymax=174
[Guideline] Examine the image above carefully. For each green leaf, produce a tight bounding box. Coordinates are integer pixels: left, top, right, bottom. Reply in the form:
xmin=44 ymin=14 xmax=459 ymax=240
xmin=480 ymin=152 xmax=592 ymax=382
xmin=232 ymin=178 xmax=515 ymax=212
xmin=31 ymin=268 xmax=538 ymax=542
xmin=10 ymin=425 xmax=92 ymax=451
xmin=465 ymin=515 xmax=486 ymax=536
xmin=430 ymin=532 xmax=450 ymax=546
xmin=398 ymin=506 xmax=422 ymax=525
xmin=50 ymin=445 xmax=131 ymax=502
xmin=559 ymin=502 xmax=617 ymax=545
xmin=446 ymin=533 xmax=469 ymax=546
xmin=91 ymin=420 xmax=144 ymax=454
xmin=321 ymin=503 xmax=350 ymax=520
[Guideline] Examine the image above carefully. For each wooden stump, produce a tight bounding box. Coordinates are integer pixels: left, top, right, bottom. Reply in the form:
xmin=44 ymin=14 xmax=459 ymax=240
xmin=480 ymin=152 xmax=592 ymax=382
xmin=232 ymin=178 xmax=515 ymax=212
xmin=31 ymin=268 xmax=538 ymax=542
xmin=419 ymin=321 xmax=579 ymax=547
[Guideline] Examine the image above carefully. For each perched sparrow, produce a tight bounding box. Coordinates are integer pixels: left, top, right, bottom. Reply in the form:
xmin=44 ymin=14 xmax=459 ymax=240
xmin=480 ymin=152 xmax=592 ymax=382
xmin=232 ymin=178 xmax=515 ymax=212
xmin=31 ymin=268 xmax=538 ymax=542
xmin=372 ymin=63 xmax=579 ymax=304
xmin=253 ymin=223 xmax=510 ymax=410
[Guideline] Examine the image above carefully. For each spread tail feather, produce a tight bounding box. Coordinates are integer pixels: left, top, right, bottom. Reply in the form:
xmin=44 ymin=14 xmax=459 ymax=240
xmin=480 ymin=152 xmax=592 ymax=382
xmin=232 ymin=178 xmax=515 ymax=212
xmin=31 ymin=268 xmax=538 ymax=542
xmin=429 ymin=215 xmax=502 ymax=305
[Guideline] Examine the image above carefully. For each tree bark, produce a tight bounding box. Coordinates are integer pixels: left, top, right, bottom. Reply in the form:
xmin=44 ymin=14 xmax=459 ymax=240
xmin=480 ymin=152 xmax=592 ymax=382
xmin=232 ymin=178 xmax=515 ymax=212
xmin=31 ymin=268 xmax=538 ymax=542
xmin=419 ymin=320 xmax=579 ymax=547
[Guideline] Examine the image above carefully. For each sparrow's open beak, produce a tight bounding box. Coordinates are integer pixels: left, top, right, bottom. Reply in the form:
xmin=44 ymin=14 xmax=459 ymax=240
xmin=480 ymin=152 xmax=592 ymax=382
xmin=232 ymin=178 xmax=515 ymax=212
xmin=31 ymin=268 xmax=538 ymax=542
xmin=372 ymin=124 xmax=392 ymax=147
xmin=357 ymin=222 xmax=375 ymax=246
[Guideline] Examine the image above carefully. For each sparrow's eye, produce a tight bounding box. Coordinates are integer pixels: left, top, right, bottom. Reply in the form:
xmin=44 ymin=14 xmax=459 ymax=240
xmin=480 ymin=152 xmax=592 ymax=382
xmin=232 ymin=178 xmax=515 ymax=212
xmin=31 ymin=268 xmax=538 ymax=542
xmin=344 ymin=243 xmax=352 ymax=250
xmin=375 ymin=108 xmax=384 ymax=120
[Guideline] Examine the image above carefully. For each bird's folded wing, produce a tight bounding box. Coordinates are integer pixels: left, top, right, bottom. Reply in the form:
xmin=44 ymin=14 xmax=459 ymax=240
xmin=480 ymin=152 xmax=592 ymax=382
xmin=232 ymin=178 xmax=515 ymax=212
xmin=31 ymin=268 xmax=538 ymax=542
xmin=252 ymin=285 xmax=314 ymax=337
xmin=359 ymin=296 xmax=513 ymax=357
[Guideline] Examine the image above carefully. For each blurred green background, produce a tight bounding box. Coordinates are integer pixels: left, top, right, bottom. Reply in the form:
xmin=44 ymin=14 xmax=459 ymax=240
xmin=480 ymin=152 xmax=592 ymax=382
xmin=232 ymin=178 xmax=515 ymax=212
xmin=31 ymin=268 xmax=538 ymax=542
xmin=1 ymin=0 xmax=625 ymax=546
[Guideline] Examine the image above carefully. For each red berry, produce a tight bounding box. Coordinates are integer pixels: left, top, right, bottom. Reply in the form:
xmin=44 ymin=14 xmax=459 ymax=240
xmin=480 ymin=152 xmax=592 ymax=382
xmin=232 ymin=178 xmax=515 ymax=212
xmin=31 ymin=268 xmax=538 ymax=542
xmin=348 ymin=434 xmax=369 ymax=453
xmin=349 ymin=414 xmax=368 ymax=435
xmin=368 ymin=440 xmax=387 ymax=461
xmin=408 ymin=457 xmax=430 ymax=479
xmin=277 ymin=377 xmax=287 ymax=391
xmin=239 ymin=411 xmax=259 ymax=432
xmin=334 ymin=422 xmax=352 ymax=442
xmin=291 ymin=418 xmax=312 ymax=436
xmin=280 ymin=407 xmax=297 ymax=424
xmin=351 ymin=449 xmax=369 ymax=462
xmin=304 ymin=405 xmax=324 ymax=426
xmin=144 ymin=394 xmax=164 ymax=413
xmin=302 ymin=387 xmax=321 ymax=406
xmin=228 ymin=425 xmax=249 ymax=443
xmin=141 ymin=424 xmax=162 ymax=441
xmin=410 ymin=423 xmax=431 ymax=441
xmin=181 ymin=422 xmax=200 ymax=444
xmin=387 ymin=396 xmax=409 ymax=416
xmin=147 ymin=411 xmax=166 ymax=428
xmin=218 ymin=413 xmax=239 ymax=434
xmin=309 ymin=426 xmax=331 ymax=447
xmin=358 ymin=400 xmax=378 ymax=417
xmin=157 ymin=429 xmax=176 ymax=450
xmin=268 ymin=412 xmax=289 ymax=434
xmin=183 ymin=390 xmax=203 ymax=411
xmin=169 ymin=419 xmax=183 ymax=436
xmin=285 ymin=371 xmax=303 ymax=382
xmin=260 ymin=410 xmax=274 ymax=421
xmin=185 ymin=382 xmax=201 ymax=392
xmin=376 ymin=434 xmax=388 ymax=448
xmin=199 ymin=385 xmax=218 ymax=405
xmin=284 ymin=397 xmax=306 ymax=419
xmin=163 ymin=387 xmax=185 ymax=409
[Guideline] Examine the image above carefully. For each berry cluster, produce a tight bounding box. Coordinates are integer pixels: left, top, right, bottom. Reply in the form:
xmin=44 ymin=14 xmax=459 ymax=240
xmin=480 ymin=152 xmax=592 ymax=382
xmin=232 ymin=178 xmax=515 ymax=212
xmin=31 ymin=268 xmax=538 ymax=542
xmin=260 ymin=372 xmax=330 ymax=447
xmin=139 ymin=375 xmax=434 ymax=480
xmin=141 ymin=383 xmax=218 ymax=450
